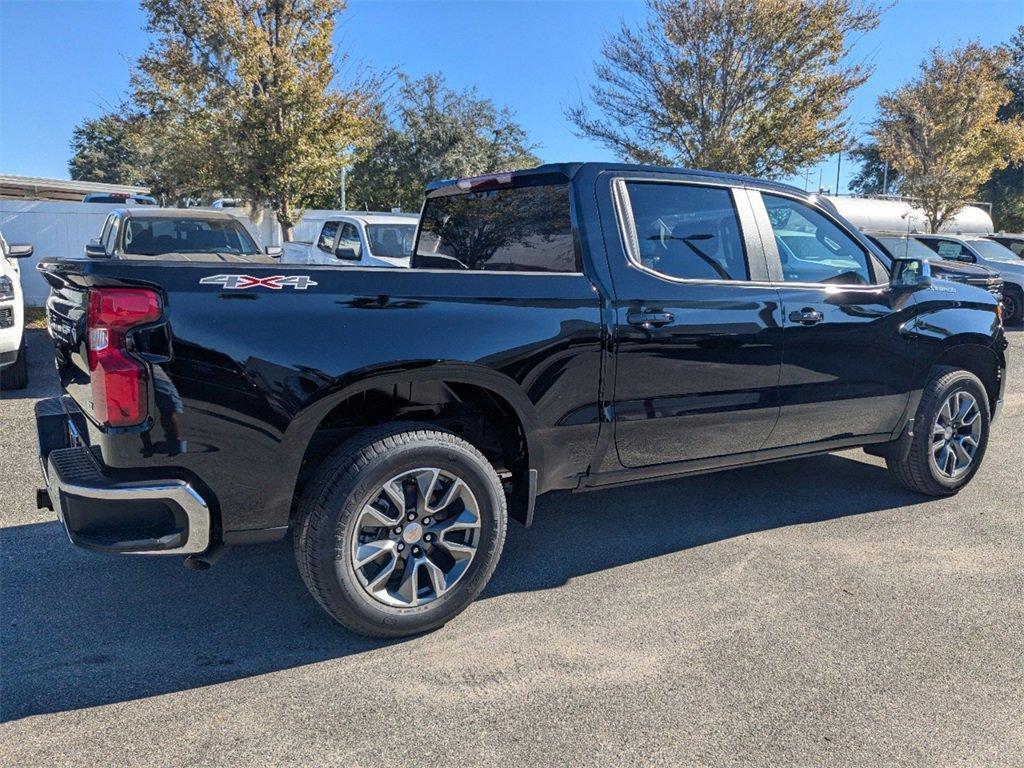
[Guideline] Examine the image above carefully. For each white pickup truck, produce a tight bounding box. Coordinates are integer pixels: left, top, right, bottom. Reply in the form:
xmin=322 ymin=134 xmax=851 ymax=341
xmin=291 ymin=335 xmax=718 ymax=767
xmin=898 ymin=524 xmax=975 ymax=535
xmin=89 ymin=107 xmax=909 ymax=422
xmin=281 ymin=211 xmax=417 ymax=268
xmin=0 ymin=231 xmax=33 ymax=390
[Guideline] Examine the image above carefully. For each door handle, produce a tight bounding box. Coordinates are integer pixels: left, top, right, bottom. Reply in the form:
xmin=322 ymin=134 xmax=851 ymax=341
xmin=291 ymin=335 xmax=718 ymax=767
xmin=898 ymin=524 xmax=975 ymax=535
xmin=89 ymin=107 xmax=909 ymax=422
xmin=627 ymin=308 xmax=675 ymax=328
xmin=789 ymin=307 xmax=824 ymax=325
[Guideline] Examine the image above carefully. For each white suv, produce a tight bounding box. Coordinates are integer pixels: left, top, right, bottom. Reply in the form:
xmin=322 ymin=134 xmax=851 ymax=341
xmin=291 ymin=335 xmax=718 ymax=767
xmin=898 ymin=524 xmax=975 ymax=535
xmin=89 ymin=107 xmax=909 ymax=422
xmin=0 ymin=232 xmax=33 ymax=390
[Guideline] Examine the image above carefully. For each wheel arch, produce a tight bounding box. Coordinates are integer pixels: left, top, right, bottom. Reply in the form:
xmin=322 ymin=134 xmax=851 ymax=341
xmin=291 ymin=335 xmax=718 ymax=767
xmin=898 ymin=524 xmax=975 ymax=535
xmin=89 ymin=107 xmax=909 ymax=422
xmin=271 ymin=363 xmax=542 ymax=529
xmin=929 ymin=342 xmax=1002 ymax=416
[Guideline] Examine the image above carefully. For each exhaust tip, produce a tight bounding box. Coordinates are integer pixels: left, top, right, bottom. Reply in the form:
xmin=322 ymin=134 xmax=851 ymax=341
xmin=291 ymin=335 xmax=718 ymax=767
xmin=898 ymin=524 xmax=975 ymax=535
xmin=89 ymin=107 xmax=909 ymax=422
xmin=184 ymin=545 xmax=228 ymax=571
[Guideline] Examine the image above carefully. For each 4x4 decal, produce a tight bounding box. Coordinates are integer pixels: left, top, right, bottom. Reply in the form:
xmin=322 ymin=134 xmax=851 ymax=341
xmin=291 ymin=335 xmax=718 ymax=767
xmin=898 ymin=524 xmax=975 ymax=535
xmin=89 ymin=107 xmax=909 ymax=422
xmin=199 ymin=274 xmax=318 ymax=290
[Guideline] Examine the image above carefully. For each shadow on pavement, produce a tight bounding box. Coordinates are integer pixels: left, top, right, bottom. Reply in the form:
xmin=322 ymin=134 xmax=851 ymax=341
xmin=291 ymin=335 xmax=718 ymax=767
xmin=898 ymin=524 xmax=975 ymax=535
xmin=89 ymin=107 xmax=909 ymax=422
xmin=0 ymin=328 xmax=60 ymax=402
xmin=1 ymin=450 xmax=924 ymax=722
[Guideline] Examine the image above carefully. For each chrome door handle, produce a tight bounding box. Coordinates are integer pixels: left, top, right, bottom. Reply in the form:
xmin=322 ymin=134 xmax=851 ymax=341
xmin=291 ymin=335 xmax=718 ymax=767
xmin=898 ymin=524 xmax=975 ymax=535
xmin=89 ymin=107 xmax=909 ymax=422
xmin=789 ymin=308 xmax=824 ymax=325
xmin=627 ymin=308 xmax=675 ymax=328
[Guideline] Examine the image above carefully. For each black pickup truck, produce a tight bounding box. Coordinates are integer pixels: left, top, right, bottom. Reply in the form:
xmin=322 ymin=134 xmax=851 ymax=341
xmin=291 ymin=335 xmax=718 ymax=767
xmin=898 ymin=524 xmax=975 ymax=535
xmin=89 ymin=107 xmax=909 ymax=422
xmin=36 ymin=163 xmax=1009 ymax=637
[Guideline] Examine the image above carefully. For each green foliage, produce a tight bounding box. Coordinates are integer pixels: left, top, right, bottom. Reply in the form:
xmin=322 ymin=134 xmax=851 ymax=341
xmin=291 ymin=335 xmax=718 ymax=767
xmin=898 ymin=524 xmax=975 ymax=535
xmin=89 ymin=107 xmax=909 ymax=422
xmin=872 ymin=41 xmax=1024 ymax=233
xmin=68 ymin=112 xmax=150 ymax=187
xmin=567 ymin=0 xmax=883 ymax=177
xmin=848 ymin=142 xmax=902 ymax=197
xmin=69 ymin=0 xmax=377 ymax=233
xmin=346 ymin=73 xmax=540 ymax=212
xmin=981 ymin=26 xmax=1024 ymax=231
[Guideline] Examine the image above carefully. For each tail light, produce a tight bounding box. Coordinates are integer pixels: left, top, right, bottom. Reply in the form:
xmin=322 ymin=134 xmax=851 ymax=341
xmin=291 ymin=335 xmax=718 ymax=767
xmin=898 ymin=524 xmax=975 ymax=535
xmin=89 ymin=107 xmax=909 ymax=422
xmin=87 ymin=288 xmax=162 ymax=427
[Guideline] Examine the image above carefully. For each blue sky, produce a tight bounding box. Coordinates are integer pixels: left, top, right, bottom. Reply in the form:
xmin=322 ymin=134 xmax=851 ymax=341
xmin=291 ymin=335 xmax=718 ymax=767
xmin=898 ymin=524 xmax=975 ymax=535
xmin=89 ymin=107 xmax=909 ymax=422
xmin=1 ymin=0 xmax=1022 ymax=192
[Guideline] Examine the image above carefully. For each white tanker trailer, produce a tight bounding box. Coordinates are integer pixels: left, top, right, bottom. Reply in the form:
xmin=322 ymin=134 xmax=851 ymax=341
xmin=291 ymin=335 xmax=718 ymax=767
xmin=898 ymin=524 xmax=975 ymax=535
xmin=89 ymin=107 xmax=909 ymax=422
xmin=823 ymin=195 xmax=994 ymax=235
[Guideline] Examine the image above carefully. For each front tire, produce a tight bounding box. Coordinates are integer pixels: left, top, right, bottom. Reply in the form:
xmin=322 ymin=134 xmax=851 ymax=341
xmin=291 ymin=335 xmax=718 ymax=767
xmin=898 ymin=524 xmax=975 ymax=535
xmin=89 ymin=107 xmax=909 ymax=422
xmin=886 ymin=369 xmax=990 ymax=496
xmin=0 ymin=338 xmax=28 ymax=390
xmin=1002 ymin=287 xmax=1023 ymax=326
xmin=293 ymin=424 xmax=507 ymax=637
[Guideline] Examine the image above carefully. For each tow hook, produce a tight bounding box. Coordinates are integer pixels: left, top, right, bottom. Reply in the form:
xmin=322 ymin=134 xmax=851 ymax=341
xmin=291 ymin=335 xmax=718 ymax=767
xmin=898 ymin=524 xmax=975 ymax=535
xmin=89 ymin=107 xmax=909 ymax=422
xmin=184 ymin=544 xmax=229 ymax=571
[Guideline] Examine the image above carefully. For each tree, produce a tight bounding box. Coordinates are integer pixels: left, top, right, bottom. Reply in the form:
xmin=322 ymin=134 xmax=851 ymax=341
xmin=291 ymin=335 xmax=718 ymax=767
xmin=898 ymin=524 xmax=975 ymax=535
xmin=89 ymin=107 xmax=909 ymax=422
xmin=129 ymin=0 xmax=376 ymax=235
xmin=346 ymin=73 xmax=540 ymax=212
xmin=566 ymin=0 xmax=882 ymax=177
xmin=68 ymin=112 xmax=150 ymax=186
xmin=981 ymin=26 xmax=1024 ymax=231
xmin=871 ymin=42 xmax=1024 ymax=233
xmin=847 ymin=142 xmax=902 ymax=197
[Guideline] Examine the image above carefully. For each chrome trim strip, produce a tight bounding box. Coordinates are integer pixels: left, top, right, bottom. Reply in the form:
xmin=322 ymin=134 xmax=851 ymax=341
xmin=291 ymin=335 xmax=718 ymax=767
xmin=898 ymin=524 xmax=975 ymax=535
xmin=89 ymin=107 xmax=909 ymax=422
xmin=45 ymin=456 xmax=211 ymax=555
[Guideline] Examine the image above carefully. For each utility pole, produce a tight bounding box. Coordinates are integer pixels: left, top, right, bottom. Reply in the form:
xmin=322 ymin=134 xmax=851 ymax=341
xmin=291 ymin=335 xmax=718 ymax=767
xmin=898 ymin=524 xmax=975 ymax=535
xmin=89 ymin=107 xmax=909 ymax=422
xmin=882 ymin=162 xmax=889 ymax=196
xmin=835 ymin=151 xmax=842 ymax=196
xmin=339 ymin=167 xmax=347 ymax=210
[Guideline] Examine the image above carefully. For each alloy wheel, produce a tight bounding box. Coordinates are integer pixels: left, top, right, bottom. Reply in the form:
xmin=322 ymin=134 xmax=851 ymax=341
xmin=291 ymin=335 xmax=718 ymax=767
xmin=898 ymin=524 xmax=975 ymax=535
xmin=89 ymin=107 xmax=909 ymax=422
xmin=348 ymin=467 xmax=481 ymax=608
xmin=930 ymin=390 xmax=982 ymax=479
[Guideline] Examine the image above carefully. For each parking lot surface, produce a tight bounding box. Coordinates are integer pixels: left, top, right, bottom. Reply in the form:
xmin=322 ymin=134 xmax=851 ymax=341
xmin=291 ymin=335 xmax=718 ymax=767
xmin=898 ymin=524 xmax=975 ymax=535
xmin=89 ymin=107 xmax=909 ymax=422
xmin=2 ymin=327 xmax=1022 ymax=767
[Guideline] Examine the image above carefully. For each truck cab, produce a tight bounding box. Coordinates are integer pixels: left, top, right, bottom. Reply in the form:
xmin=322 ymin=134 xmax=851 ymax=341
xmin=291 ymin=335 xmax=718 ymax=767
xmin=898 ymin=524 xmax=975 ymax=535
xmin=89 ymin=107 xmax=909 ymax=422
xmin=282 ymin=211 xmax=418 ymax=268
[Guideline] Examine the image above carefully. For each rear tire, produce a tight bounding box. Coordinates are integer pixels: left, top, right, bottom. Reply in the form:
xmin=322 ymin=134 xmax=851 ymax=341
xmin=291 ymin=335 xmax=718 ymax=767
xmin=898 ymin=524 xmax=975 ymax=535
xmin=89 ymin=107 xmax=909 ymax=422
xmin=886 ymin=369 xmax=990 ymax=496
xmin=293 ymin=423 xmax=507 ymax=638
xmin=0 ymin=338 xmax=28 ymax=390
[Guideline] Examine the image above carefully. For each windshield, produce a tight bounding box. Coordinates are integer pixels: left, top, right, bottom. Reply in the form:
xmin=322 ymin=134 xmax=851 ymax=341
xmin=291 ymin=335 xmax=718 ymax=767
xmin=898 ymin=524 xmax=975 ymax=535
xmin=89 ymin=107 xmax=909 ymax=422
xmin=121 ymin=217 xmax=261 ymax=256
xmin=366 ymin=224 xmax=416 ymax=259
xmin=875 ymin=236 xmax=937 ymax=261
xmin=969 ymin=238 xmax=1023 ymax=263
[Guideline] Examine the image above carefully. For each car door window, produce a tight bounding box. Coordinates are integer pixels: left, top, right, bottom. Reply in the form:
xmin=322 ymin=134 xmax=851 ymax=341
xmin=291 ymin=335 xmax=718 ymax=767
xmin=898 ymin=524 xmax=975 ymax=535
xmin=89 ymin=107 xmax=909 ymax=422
xmin=336 ymin=223 xmax=362 ymax=260
xmin=763 ymin=195 xmax=873 ymax=285
xmin=317 ymin=221 xmax=340 ymax=253
xmin=920 ymin=238 xmax=970 ymax=260
xmin=623 ymin=182 xmax=749 ymax=281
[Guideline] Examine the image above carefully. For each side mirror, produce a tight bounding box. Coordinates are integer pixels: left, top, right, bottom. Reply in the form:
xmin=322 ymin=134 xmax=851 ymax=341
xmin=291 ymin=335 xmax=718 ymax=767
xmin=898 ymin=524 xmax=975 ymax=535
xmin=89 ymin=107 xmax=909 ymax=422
xmin=84 ymin=242 xmax=108 ymax=258
xmin=265 ymin=245 xmax=282 ymax=258
xmin=890 ymin=258 xmax=932 ymax=291
xmin=957 ymin=253 xmax=975 ymax=263
xmin=7 ymin=244 xmax=33 ymax=259
xmin=335 ymin=246 xmax=360 ymax=261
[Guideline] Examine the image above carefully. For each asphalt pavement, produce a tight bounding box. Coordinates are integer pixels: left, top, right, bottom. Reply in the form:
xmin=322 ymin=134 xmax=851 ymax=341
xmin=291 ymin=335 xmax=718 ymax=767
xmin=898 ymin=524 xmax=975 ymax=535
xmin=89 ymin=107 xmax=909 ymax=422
xmin=2 ymin=327 xmax=1022 ymax=767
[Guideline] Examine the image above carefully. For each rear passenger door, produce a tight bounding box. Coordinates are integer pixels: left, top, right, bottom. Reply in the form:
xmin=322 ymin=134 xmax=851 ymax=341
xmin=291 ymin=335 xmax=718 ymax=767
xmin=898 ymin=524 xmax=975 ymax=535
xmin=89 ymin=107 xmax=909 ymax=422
xmin=608 ymin=175 xmax=784 ymax=468
xmin=751 ymin=191 xmax=917 ymax=448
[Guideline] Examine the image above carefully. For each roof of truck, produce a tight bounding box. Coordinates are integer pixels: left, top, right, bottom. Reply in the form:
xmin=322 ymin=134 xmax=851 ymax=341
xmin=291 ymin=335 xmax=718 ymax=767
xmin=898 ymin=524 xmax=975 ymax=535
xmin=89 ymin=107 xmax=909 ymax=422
xmin=425 ymin=162 xmax=808 ymax=198
xmin=113 ymin=207 xmax=241 ymax=220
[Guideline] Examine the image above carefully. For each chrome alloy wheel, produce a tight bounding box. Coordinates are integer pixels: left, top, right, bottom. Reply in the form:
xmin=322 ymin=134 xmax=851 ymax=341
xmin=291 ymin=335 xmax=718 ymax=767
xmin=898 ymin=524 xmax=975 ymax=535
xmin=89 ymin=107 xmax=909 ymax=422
xmin=348 ymin=468 xmax=481 ymax=608
xmin=931 ymin=390 xmax=982 ymax=479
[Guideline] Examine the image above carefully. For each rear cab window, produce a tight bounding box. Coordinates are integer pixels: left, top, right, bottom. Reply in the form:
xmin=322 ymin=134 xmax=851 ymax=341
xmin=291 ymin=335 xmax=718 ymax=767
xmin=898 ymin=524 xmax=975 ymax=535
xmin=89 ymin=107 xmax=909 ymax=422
xmin=413 ymin=181 xmax=578 ymax=272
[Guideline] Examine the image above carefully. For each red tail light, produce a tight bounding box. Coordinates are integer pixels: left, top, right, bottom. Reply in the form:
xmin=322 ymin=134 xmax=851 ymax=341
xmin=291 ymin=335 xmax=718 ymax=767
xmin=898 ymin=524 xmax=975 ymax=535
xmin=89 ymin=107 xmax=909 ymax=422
xmin=87 ymin=288 xmax=162 ymax=427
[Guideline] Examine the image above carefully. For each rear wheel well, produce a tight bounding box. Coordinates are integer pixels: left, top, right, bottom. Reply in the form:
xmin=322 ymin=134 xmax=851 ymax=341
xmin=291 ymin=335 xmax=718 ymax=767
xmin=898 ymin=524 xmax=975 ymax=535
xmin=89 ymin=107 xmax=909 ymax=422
xmin=294 ymin=381 xmax=530 ymax=519
xmin=932 ymin=344 xmax=1001 ymax=415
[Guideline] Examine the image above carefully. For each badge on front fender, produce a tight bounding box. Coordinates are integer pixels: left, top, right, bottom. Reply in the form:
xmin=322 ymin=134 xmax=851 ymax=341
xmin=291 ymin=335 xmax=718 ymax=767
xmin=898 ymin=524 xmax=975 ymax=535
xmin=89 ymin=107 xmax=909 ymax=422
xmin=199 ymin=274 xmax=318 ymax=290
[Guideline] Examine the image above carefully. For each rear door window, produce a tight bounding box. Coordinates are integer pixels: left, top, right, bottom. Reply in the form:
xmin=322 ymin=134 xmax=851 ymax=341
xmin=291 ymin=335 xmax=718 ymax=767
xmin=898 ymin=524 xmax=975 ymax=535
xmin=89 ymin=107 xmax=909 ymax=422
xmin=623 ymin=182 xmax=749 ymax=281
xmin=414 ymin=183 xmax=578 ymax=272
xmin=920 ymin=238 xmax=969 ymax=260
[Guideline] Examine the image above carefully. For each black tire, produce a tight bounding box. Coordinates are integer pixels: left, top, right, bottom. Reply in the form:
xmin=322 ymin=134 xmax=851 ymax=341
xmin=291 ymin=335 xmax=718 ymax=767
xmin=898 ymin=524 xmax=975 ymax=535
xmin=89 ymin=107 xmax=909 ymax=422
xmin=1002 ymin=286 xmax=1023 ymax=326
xmin=293 ymin=423 xmax=507 ymax=638
xmin=0 ymin=338 xmax=28 ymax=390
xmin=886 ymin=368 xmax=990 ymax=496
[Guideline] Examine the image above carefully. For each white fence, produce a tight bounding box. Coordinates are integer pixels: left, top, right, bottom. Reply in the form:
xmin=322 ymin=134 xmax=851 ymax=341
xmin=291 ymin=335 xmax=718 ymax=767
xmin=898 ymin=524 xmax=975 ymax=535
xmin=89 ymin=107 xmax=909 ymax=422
xmin=0 ymin=200 xmax=281 ymax=305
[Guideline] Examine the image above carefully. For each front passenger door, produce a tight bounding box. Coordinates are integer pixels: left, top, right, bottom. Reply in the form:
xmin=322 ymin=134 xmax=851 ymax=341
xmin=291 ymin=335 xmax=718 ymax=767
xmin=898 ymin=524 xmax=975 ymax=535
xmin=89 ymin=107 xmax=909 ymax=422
xmin=753 ymin=192 xmax=917 ymax=448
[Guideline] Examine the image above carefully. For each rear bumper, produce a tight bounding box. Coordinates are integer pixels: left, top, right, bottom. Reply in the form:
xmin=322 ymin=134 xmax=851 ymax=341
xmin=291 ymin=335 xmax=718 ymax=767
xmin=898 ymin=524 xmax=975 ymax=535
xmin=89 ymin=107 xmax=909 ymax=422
xmin=35 ymin=397 xmax=211 ymax=555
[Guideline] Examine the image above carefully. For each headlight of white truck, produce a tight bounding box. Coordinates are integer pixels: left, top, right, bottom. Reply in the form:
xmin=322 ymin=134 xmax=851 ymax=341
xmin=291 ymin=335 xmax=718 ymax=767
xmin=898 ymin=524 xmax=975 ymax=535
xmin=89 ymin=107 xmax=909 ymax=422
xmin=0 ymin=275 xmax=14 ymax=302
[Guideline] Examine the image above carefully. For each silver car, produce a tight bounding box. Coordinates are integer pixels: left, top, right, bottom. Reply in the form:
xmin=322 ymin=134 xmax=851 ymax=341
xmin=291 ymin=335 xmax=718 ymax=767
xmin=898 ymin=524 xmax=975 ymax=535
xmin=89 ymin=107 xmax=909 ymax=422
xmin=914 ymin=234 xmax=1024 ymax=325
